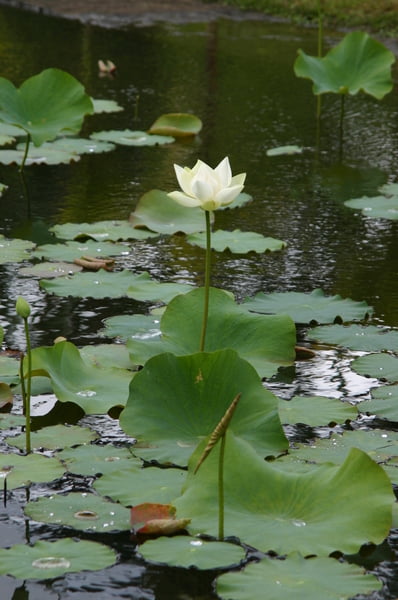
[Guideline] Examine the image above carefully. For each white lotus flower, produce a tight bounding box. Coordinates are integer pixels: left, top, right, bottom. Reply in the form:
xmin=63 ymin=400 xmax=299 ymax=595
xmin=168 ymin=157 xmax=246 ymax=211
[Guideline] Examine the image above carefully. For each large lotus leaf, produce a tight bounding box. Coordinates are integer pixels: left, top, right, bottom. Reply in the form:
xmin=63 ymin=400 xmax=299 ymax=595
xmin=308 ymin=324 xmax=398 ymax=351
xmin=80 ymin=343 xmax=135 ymax=370
xmin=358 ymin=384 xmax=398 ymax=421
xmin=283 ymin=429 xmax=398 ymax=465
xmin=294 ymin=32 xmax=395 ymax=99
xmin=0 ymin=539 xmax=116 ymax=579
xmin=120 ymin=349 xmax=288 ymax=465
xmin=187 ymin=229 xmax=286 ymax=254
xmin=0 ymin=354 xmax=20 ymax=385
xmin=345 ymin=195 xmax=398 ymax=220
xmin=0 ymin=453 xmax=65 ymax=490
xmin=0 ymin=147 xmax=79 ymax=165
xmin=19 ymin=262 xmax=82 ymax=278
xmin=216 ymin=552 xmax=382 ymax=600
xmin=93 ymin=465 xmax=186 ymax=506
xmin=0 ymin=235 xmax=34 ymax=263
xmin=100 ymin=314 xmax=161 ymax=342
xmin=148 ymin=113 xmax=202 ymax=137
xmin=92 ymin=98 xmax=124 ymax=113
xmin=90 ymin=129 xmax=174 ymax=146
xmin=126 ymin=287 xmax=296 ymax=378
xmin=129 ymin=189 xmax=207 ymax=234
xmin=24 ymin=492 xmax=130 ymax=532
xmin=278 ymin=396 xmax=357 ymax=427
xmin=49 ymin=220 xmax=158 ymax=241
xmin=174 ymin=432 xmax=393 ymax=555
xmin=6 ymin=424 xmax=98 ymax=451
xmin=27 ymin=340 xmax=132 ymax=413
xmin=351 ymin=353 xmax=398 ymax=382
xmin=0 ymin=68 xmax=94 ymax=146
xmin=139 ymin=536 xmax=245 ymax=570
xmin=243 ymin=288 xmax=372 ymax=324
xmin=33 ymin=240 xmax=129 ymax=262
xmin=40 ymin=269 xmax=193 ymax=302
xmin=58 ymin=444 xmax=140 ymax=476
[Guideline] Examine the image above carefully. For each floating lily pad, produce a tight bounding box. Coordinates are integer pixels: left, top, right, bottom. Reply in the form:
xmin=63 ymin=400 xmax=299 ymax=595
xmin=27 ymin=340 xmax=133 ymax=414
xmin=345 ymin=183 xmax=398 ymax=219
xmin=100 ymin=314 xmax=161 ymax=342
xmin=0 ymin=453 xmax=65 ymax=490
xmin=187 ymin=229 xmax=286 ymax=254
xmin=0 ymin=146 xmax=79 ymax=165
xmin=25 ymin=492 xmax=130 ymax=532
xmin=40 ymin=269 xmax=193 ymax=302
xmin=358 ymin=385 xmax=398 ymax=421
xmin=0 ymin=122 xmax=26 ymax=137
xmin=92 ymin=98 xmax=124 ymax=113
xmin=0 ymin=235 xmax=34 ymax=263
xmin=243 ymin=289 xmax=372 ymax=324
xmin=294 ymin=31 xmax=395 ymax=99
xmin=351 ymin=353 xmax=398 ymax=382
xmin=0 ymin=413 xmax=25 ymax=429
xmin=0 ymin=538 xmax=116 ymax=579
xmin=33 ymin=240 xmax=129 ymax=262
xmin=90 ymin=129 xmax=174 ymax=146
xmin=19 ymin=262 xmax=82 ymax=278
xmin=58 ymin=443 xmax=140 ymax=476
xmin=93 ymin=465 xmax=186 ymax=506
xmin=6 ymin=423 xmax=98 ymax=451
xmin=120 ymin=348 xmax=288 ymax=466
xmin=148 ymin=113 xmax=202 ymax=137
xmin=49 ymin=220 xmax=157 ymax=242
xmin=0 ymin=354 xmax=20 ymax=385
xmin=139 ymin=536 xmax=245 ymax=570
xmin=278 ymin=396 xmax=357 ymax=427
xmin=126 ymin=287 xmax=296 ymax=379
xmin=80 ymin=343 xmax=135 ymax=370
xmin=174 ymin=432 xmax=393 ymax=555
xmin=216 ymin=552 xmax=382 ymax=600
xmin=44 ymin=137 xmax=115 ymax=155
xmin=308 ymin=324 xmax=398 ymax=351
xmin=266 ymin=145 xmax=303 ymax=156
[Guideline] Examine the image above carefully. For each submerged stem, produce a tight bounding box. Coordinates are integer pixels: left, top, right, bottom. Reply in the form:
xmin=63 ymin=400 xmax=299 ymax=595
xmin=199 ymin=209 xmax=212 ymax=352
xmin=218 ymin=433 xmax=226 ymax=541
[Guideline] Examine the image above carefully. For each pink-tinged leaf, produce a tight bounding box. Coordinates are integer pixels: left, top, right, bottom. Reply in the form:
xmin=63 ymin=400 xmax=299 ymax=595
xmin=137 ymin=517 xmax=191 ymax=535
xmin=131 ymin=503 xmax=176 ymax=529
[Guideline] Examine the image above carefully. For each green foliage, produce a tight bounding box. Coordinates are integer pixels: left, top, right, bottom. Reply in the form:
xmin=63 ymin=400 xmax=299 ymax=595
xmin=90 ymin=129 xmax=174 ymax=146
xmin=0 ymin=235 xmax=34 ymax=263
xmin=278 ymin=395 xmax=357 ymax=426
xmin=187 ymin=229 xmax=286 ymax=254
xmin=148 ymin=112 xmax=203 ymax=137
xmin=6 ymin=423 xmax=98 ymax=451
xmin=308 ymin=324 xmax=398 ymax=351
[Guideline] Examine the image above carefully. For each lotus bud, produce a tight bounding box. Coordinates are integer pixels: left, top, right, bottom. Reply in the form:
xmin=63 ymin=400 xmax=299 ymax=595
xmin=15 ymin=296 xmax=31 ymax=319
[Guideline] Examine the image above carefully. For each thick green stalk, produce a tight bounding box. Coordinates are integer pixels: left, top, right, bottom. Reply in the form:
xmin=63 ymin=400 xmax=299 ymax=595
xmin=218 ymin=433 xmax=226 ymax=540
xmin=22 ymin=317 xmax=32 ymax=454
xmin=199 ymin=209 xmax=212 ymax=352
xmin=316 ymin=0 xmax=323 ymax=119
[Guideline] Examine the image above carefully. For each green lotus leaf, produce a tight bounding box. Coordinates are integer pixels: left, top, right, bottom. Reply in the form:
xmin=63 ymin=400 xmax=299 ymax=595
xmin=0 ymin=354 xmax=20 ymax=385
xmin=0 ymin=134 xmax=15 ymax=145
xmin=41 ymin=137 xmax=115 ymax=155
xmin=0 ymin=68 xmax=94 ymax=146
xmin=129 ymin=189 xmax=208 ymax=234
xmin=0 ymin=382 xmax=10 ymax=408
xmin=243 ymin=288 xmax=372 ymax=324
xmin=91 ymin=98 xmax=124 ymax=113
xmin=216 ymin=552 xmax=382 ymax=600
xmin=174 ymin=432 xmax=393 ymax=555
xmin=345 ymin=195 xmax=398 ymax=219
xmin=0 ymin=235 xmax=34 ymax=263
xmin=0 ymin=539 xmax=116 ymax=579
xmin=93 ymin=465 xmax=186 ymax=506
xmin=139 ymin=536 xmax=245 ymax=570
xmin=0 ymin=147 xmax=79 ymax=165
xmin=19 ymin=262 xmax=82 ymax=278
xmin=351 ymin=353 xmax=398 ymax=382
xmin=308 ymin=324 xmax=398 ymax=351
xmin=100 ymin=314 xmax=161 ymax=342
xmin=0 ymin=122 xmax=25 ymax=137
xmin=0 ymin=453 xmax=65 ymax=490
xmin=6 ymin=423 xmax=98 ymax=451
xmin=80 ymin=343 xmax=135 ymax=370
xmin=49 ymin=220 xmax=158 ymax=241
xmin=358 ymin=384 xmax=398 ymax=420
xmin=33 ymin=240 xmax=129 ymax=262
xmin=148 ymin=113 xmax=202 ymax=137
xmin=278 ymin=396 xmax=357 ymax=426
xmin=40 ymin=269 xmax=193 ymax=302
xmin=25 ymin=492 xmax=131 ymax=532
xmin=57 ymin=443 xmax=140 ymax=476
xmin=27 ymin=340 xmax=133 ymax=414
xmin=126 ymin=287 xmax=296 ymax=378
xmin=294 ymin=32 xmax=395 ymax=99
xmin=187 ymin=229 xmax=286 ymax=254
xmin=120 ymin=349 xmax=288 ymax=465
xmin=283 ymin=429 xmax=398 ymax=465
xmin=266 ymin=145 xmax=303 ymax=156
xmin=0 ymin=413 xmax=25 ymax=429
xmin=90 ymin=129 xmax=174 ymax=146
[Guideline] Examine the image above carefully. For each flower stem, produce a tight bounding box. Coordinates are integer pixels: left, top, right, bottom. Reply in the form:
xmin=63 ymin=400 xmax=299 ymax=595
xmin=218 ymin=433 xmax=226 ymax=540
xmin=22 ymin=317 xmax=32 ymax=454
xmin=199 ymin=209 xmax=212 ymax=352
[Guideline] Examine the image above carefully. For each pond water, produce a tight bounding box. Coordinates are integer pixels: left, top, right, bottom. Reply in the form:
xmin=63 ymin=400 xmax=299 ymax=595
xmin=1 ymin=3 xmax=398 ymax=599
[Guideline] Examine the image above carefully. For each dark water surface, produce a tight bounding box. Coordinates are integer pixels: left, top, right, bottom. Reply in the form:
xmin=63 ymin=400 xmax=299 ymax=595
xmin=1 ymin=4 xmax=398 ymax=599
